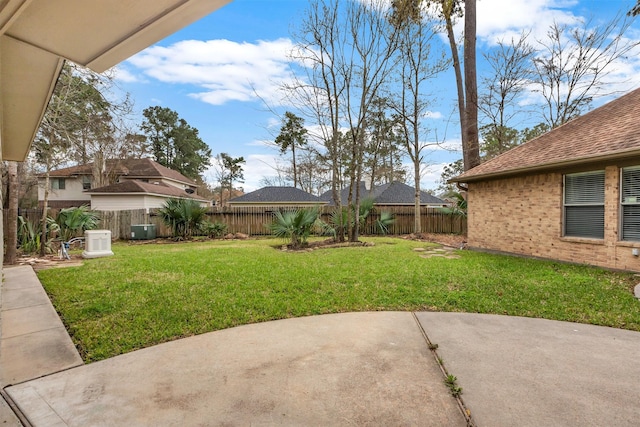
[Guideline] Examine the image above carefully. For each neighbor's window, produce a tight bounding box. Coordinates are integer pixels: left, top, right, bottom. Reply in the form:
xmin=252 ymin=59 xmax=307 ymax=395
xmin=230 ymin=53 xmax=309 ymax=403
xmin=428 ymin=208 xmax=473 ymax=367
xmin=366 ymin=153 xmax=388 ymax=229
xmin=563 ymin=171 xmax=605 ymax=239
xmin=82 ymin=176 xmax=91 ymax=190
xmin=51 ymin=178 xmax=66 ymax=190
xmin=621 ymin=166 xmax=640 ymax=241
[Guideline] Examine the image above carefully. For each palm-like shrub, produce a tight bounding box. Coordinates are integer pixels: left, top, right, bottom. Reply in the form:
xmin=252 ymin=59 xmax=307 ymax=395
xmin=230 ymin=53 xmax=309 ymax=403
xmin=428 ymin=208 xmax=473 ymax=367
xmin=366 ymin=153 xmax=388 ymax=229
xmin=375 ymin=211 xmax=395 ymax=235
xmin=323 ymin=199 xmax=395 ymax=238
xmin=199 ymin=220 xmax=228 ymax=238
xmin=18 ymin=216 xmax=59 ymax=254
xmin=440 ymin=192 xmax=467 ymax=218
xmin=158 ymin=198 xmax=208 ymax=239
xmin=270 ymin=208 xmax=319 ymax=248
xmin=55 ymin=205 xmax=100 ymax=242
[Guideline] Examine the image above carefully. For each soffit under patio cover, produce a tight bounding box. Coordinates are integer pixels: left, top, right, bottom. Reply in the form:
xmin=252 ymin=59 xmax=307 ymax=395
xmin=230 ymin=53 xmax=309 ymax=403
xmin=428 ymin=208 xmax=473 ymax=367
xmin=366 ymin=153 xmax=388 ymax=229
xmin=0 ymin=0 xmax=231 ymax=161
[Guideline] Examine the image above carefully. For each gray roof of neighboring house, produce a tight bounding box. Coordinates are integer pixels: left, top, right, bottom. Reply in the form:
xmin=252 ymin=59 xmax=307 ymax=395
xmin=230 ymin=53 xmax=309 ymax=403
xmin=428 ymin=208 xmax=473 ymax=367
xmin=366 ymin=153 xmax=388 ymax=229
xmin=371 ymin=181 xmax=446 ymax=205
xmin=320 ymin=181 xmax=446 ymax=206
xmin=46 ymin=158 xmax=196 ymax=186
xmin=88 ymin=180 xmax=207 ymax=201
xmin=228 ymin=186 xmax=322 ymax=203
xmin=319 ymin=182 xmax=370 ymax=204
xmin=452 ymin=86 xmax=640 ymax=183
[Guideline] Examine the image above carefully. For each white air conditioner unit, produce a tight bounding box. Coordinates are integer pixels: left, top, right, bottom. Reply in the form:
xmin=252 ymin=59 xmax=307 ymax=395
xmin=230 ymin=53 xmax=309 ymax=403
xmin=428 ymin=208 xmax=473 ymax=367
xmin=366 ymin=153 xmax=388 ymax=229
xmin=82 ymin=230 xmax=114 ymax=258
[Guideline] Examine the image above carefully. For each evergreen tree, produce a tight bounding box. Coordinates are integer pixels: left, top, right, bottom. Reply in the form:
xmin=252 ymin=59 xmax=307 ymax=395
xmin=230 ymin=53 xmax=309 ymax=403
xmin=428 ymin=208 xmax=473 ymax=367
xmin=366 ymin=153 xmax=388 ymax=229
xmin=140 ymin=106 xmax=211 ymax=179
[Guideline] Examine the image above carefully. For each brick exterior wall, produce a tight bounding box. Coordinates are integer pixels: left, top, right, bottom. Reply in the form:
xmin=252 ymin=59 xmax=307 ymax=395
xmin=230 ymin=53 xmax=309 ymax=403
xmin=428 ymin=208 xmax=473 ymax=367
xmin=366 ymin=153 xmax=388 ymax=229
xmin=467 ymin=165 xmax=640 ymax=272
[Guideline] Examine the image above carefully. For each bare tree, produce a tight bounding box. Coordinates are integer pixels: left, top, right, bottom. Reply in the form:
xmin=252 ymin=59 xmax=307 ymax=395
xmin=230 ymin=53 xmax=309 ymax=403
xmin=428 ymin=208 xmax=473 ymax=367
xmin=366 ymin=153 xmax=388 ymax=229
xmin=290 ymin=0 xmax=400 ymax=241
xmin=388 ymin=6 xmax=448 ymax=233
xmin=532 ymin=15 xmax=640 ymax=128
xmin=33 ymin=62 xmax=81 ymax=255
xmin=479 ymin=32 xmax=536 ymax=158
xmin=289 ymin=0 xmax=348 ymax=240
xmin=362 ymin=98 xmax=407 ymax=189
xmin=338 ymin=0 xmax=400 ymax=242
xmin=394 ymin=0 xmax=480 ymax=172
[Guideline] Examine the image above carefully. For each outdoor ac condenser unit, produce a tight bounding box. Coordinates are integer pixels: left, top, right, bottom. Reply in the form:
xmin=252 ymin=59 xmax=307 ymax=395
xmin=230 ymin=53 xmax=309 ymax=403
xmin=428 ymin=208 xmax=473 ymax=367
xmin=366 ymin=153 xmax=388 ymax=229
xmin=82 ymin=230 xmax=114 ymax=259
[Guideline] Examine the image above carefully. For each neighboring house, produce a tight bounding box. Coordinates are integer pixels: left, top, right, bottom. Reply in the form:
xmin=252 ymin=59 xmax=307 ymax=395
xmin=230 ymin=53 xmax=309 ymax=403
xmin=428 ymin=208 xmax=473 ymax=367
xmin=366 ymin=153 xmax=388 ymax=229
xmin=451 ymin=87 xmax=640 ymax=272
xmin=213 ymin=188 xmax=245 ymax=208
xmin=228 ymin=187 xmax=324 ymax=208
xmin=39 ymin=158 xmax=209 ymax=211
xmin=370 ymin=181 xmax=448 ymax=208
xmin=319 ymin=181 xmax=447 ymax=208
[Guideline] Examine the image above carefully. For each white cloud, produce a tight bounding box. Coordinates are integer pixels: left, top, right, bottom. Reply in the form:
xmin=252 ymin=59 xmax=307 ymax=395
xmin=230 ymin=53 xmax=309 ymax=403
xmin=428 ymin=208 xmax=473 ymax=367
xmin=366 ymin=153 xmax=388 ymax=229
xmin=421 ymin=162 xmax=450 ymax=191
xmin=243 ymin=154 xmax=287 ymax=192
xmin=246 ymin=138 xmax=274 ymax=148
xmin=401 ymin=161 xmax=450 ymax=192
xmin=475 ymin=0 xmax=579 ymax=45
xmin=423 ymin=110 xmax=444 ymax=120
xmin=204 ymin=153 xmax=284 ymax=193
xmin=127 ymin=38 xmax=298 ymax=106
xmin=111 ymin=65 xmax=140 ymax=83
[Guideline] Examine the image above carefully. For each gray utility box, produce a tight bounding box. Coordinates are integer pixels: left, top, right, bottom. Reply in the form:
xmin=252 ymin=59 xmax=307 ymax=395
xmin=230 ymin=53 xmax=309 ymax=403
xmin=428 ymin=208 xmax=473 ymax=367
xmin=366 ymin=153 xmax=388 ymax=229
xmin=131 ymin=224 xmax=156 ymax=240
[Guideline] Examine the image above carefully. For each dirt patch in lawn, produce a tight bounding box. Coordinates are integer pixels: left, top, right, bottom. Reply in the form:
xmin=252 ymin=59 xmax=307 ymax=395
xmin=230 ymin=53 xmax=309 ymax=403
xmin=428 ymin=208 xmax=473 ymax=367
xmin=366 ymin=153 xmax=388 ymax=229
xmin=12 ymin=254 xmax=85 ymax=271
xmin=402 ymin=233 xmax=467 ymax=249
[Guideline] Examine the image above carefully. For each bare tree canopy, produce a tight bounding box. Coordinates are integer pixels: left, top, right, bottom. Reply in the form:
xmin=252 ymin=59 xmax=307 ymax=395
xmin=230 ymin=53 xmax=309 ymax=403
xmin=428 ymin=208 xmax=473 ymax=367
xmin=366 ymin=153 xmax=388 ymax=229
xmin=532 ymin=15 xmax=640 ymax=128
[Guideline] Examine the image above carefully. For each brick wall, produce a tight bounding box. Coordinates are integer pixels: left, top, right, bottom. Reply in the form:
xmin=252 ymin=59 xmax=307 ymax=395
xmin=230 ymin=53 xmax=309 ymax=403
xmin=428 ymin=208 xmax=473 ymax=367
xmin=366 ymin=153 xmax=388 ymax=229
xmin=467 ymin=166 xmax=640 ymax=272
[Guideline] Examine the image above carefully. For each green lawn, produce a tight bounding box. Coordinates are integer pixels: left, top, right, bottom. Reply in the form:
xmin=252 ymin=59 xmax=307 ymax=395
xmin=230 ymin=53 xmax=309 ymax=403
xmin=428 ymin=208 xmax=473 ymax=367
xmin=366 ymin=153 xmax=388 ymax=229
xmin=38 ymin=237 xmax=640 ymax=362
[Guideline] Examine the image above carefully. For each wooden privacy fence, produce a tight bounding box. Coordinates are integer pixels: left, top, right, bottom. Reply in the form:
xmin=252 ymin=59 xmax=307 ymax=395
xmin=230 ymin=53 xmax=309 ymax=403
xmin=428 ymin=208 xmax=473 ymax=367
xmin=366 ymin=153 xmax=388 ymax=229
xmin=5 ymin=205 xmax=466 ymax=240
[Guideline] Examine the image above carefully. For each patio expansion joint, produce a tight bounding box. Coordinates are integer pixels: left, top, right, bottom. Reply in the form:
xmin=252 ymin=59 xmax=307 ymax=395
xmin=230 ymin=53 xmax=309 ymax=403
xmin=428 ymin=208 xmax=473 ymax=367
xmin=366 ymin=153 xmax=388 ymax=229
xmin=411 ymin=312 xmax=476 ymax=427
xmin=2 ymin=325 xmax=68 ymax=341
xmin=1 ymin=388 xmax=32 ymax=427
xmin=1 ymin=302 xmax=50 ymax=313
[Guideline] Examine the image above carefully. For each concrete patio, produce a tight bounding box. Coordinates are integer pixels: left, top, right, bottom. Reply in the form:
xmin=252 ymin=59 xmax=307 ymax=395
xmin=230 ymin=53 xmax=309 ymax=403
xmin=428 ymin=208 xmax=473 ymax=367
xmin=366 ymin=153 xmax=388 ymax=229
xmin=2 ymin=265 xmax=640 ymax=426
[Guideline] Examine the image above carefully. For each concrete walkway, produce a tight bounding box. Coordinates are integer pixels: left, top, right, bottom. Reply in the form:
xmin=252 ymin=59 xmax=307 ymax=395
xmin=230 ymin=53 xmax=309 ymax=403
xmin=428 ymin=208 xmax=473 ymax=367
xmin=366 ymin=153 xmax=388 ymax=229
xmin=2 ymin=265 xmax=640 ymax=426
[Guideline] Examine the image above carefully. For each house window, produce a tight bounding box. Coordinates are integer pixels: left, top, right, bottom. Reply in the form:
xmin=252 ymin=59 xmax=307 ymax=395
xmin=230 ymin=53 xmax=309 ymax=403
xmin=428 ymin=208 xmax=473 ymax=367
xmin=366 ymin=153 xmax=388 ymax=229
xmin=563 ymin=171 xmax=604 ymax=239
xmin=82 ymin=176 xmax=91 ymax=190
xmin=51 ymin=178 xmax=66 ymax=190
xmin=621 ymin=166 xmax=640 ymax=241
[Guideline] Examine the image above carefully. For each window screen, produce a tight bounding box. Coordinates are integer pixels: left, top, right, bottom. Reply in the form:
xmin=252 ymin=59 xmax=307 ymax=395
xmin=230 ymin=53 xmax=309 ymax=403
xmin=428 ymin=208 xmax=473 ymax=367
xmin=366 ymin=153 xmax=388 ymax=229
xmin=621 ymin=167 xmax=640 ymax=241
xmin=563 ymin=171 xmax=604 ymax=239
xmin=51 ymin=178 xmax=66 ymax=190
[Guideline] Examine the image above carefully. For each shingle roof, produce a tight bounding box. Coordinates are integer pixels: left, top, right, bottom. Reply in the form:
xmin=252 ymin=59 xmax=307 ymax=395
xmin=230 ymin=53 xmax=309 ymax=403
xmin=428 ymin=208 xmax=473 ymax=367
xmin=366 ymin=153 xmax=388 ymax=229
xmin=88 ymin=180 xmax=207 ymax=201
xmin=320 ymin=181 xmax=445 ymax=205
xmin=452 ymin=86 xmax=640 ymax=183
xmin=48 ymin=158 xmax=196 ymax=185
xmin=371 ymin=181 xmax=445 ymax=205
xmin=229 ymin=187 xmax=322 ymax=203
xmin=319 ymin=182 xmax=370 ymax=204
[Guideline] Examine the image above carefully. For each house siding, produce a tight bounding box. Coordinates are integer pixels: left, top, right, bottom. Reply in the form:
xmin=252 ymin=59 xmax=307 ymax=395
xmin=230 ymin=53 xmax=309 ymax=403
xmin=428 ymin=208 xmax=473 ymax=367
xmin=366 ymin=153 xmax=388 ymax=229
xmin=467 ymin=166 xmax=640 ymax=272
xmin=38 ymin=177 xmax=90 ymax=204
xmin=92 ymin=194 xmax=209 ymax=211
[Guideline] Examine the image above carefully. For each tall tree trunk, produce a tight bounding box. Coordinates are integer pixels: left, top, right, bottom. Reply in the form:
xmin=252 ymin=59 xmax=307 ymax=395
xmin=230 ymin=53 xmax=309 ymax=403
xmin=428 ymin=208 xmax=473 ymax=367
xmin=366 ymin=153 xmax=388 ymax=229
xmin=463 ymin=0 xmax=480 ymax=170
xmin=444 ymin=10 xmax=467 ymax=169
xmin=413 ymin=159 xmax=422 ymax=235
xmin=291 ymin=143 xmax=297 ymax=189
xmin=40 ymin=173 xmax=50 ymax=256
xmin=5 ymin=161 xmax=18 ymax=264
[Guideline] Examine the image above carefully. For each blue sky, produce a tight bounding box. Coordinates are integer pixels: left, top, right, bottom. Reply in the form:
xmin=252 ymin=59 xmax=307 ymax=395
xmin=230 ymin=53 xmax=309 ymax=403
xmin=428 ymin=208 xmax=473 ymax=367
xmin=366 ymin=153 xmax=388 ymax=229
xmin=114 ymin=0 xmax=640 ymax=193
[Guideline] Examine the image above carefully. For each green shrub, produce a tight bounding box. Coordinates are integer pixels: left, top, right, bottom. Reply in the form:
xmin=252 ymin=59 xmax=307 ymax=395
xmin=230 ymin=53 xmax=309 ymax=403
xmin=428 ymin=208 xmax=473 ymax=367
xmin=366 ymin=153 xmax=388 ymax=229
xmin=158 ymin=198 xmax=208 ymax=239
xmin=270 ymin=208 xmax=319 ymax=248
xmin=55 ymin=205 xmax=100 ymax=242
xmin=199 ymin=221 xmax=228 ymax=238
xmin=18 ymin=215 xmax=58 ymax=254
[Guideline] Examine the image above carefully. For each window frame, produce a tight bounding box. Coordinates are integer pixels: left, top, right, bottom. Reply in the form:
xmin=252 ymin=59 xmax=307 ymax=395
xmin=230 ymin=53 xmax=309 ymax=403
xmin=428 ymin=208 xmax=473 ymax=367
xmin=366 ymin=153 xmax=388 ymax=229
xmin=82 ymin=176 xmax=91 ymax=190
xmin=563 ymin=170 xmax=605 ymax=239
xmin=51 ymin=178 xmax=66 ymax=190
xmin=620 ymin=166 xmax=640 ymax=242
